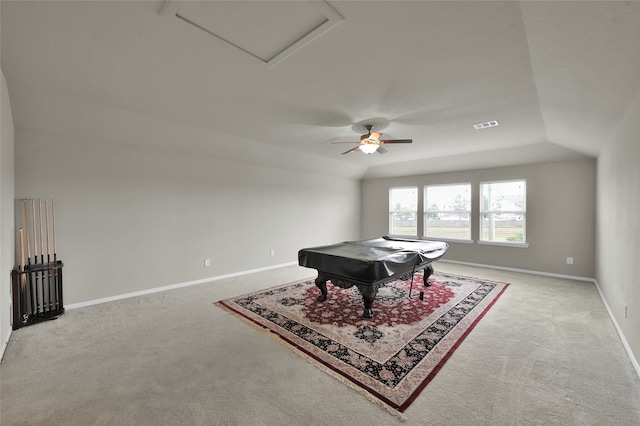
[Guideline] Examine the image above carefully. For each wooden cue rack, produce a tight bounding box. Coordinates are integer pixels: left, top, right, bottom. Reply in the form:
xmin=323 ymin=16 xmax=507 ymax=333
xmin=11 ymin=261 xmax=65 ymax=330
xmin=13 ymin=197 xmax=64 ymax=330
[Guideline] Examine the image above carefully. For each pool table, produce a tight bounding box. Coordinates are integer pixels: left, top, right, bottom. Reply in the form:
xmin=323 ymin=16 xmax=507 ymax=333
xmin=298 ymin=236 xmax=449 ymax=318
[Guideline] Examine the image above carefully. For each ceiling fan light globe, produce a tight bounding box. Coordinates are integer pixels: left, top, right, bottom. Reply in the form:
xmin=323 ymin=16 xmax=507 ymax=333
xmin=359 ymin=144 xmax=379 ymax=154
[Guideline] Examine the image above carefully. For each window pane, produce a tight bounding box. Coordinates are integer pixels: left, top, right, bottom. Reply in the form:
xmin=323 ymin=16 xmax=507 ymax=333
xmin=391 ymin=211 xmax=417 ymax=235
xmin=390 ymin=187 xmax=417 ymax=236
xmin=481 ymin=181 xmax=525 ymax=213
xmin=480 ymin=180 xmax=526 ymax=243
xmin=425 ymin=184 xmax=470 ymax=213
xmin=480 ymin=214 xmax=525 ymax=242
xmin=424 ymin=184 xmax=471 ymax=240
xmin=389 ymin=187 xmax=417 ymax=211
xmin=426 ymin=212 xmax=470 ymax=239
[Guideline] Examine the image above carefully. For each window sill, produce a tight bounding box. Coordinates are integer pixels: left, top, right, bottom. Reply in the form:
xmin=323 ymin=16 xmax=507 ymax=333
xmin=477 ymin=241 xmax=529 ymax=248
xmin=422 ymin=238 xmax=474 ymax=244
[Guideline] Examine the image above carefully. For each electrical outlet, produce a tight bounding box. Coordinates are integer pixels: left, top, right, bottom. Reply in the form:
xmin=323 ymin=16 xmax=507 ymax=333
xmin=566 ymin=257 xmax=573 ymax=265
xmin=270 ymin=250 xmax=275 ymax=257
xmin=204 ymin=258 xmax=211 ymax=267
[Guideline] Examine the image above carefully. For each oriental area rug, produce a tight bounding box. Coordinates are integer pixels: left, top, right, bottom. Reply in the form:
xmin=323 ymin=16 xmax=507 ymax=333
xmin=217 ymin=272 xmax=508 ymax=417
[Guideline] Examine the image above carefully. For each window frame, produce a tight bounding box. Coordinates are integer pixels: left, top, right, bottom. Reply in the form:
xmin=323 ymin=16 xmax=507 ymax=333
xmin=423 ymin=183 xmax=473 ymax=243
xmin=478 ymin=179 xmax=528 ymax=248
xmin=388 ymin=186 xmax=418 ymax=237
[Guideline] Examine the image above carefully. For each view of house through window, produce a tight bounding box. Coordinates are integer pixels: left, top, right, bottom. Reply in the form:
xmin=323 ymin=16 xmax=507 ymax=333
xmin=389 ymin=187 xmax=417 ymax=236
xmin=424 ymin=184 xmax=471 ymax=240
xmin=480 ymin=180 xmax=526 ymax=244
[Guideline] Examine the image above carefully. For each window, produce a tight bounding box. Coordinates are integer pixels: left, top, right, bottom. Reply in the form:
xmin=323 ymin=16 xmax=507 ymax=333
xmin=480 ymin=180 xmax=526 ymax=244
xmin=389 ymin=187 xmax=417 ymax=236
xmin=424 ymin=184 xmax=471 ymax=240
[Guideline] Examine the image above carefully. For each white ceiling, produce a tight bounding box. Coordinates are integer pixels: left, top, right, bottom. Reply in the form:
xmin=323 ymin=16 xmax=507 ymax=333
xmin=2 ymin=1 xmax=639 ymax=179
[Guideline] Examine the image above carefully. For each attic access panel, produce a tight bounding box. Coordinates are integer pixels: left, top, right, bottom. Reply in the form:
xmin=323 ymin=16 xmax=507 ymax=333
xmin=162 ymin=0 xmax=343 ymax=68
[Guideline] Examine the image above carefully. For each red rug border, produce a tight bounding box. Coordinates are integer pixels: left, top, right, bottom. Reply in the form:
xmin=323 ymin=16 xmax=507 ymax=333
xmin=398 ymin=277 xmax=509 ymax=411
xmin=217 ymin=273 xmax=509 ymax=413
xmin=217 ymin=298 xmax=397 ymax=408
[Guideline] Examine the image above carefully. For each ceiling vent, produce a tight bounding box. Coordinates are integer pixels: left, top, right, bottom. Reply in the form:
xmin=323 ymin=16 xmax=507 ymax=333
xmin=473 ymin=120 xmax=499 ymax=130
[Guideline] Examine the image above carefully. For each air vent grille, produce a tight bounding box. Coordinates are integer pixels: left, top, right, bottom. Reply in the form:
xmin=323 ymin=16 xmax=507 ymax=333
xmin=473 ymin=120 xmax=499 ymax=130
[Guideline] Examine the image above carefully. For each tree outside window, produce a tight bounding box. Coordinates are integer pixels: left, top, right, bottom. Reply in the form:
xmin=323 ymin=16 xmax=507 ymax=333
xmin=424 ymin=184 xmax=471 ymax=240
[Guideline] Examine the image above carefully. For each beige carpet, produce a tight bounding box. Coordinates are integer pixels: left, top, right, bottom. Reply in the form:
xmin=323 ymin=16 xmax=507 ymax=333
xmin=217 ymin=272 xmax=509 ymax=416
xmin=1 ymin=262 xmax=639 ymax=425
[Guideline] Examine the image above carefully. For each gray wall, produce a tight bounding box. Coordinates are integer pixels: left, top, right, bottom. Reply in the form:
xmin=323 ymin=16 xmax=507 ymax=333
xmin=1 ymin=69 xmax=15 ymax=354
xmin=596 ymin=92 xmax=640 ymax=370
xmin=13 ymin=128 xmax=360 ymax=306
xmin=362 ymin=159 xmax=597 ymax=279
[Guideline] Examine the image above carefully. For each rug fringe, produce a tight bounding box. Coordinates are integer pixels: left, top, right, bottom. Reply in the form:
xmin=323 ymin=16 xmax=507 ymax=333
xmin=292 ymin=348 xmax=408 ymax=421
xmin=215 ymin=301 xmax=407 ymax=421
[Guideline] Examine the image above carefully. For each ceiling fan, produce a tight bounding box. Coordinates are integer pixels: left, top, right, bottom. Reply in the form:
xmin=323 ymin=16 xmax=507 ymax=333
xmin=333 ymin=125 xmax=412 ymax=155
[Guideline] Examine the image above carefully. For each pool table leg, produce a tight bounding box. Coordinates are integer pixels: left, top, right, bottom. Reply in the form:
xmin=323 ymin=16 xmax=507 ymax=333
xmin=356 ymin=284 xmax=377 ymax=318
xmin=315 ymin=275 xmax=328 ymax=302
xmin=423 ymin=263 xmax=434 ymax=287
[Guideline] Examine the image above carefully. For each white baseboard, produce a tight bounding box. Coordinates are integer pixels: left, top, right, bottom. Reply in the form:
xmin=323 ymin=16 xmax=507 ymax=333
xmin=440 ymin=259 xmax=639 ymax=380
xmin=21 ymin=259 xmax=640 ymax=381
xmin=592 ymin=279 xmax=640 ymax=380
xmin=1 ymin=328 xmax=11 ymax=363
xmin=66 ymin=261 xmax=298 ymax=310
xmin=440 ymin=259 xmax=596 ymax=283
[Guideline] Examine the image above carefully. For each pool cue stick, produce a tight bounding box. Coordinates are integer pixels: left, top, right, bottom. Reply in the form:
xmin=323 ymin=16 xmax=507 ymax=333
xmin=39 ymin=198 xmax=50 ymax=312
xmin=52 ymin=198 xmax=59 ymax=310
xmin=45 ymin=199 xmax=52 ymax=311
xmin=52 ymin=199 xmax=57 ymax=259
xmin=32 ymin=199 xmax=41 ymax=315
xmin=19 ymin=228 xmax=26 ymax=322
xmin=22 ymin=199 xmax=34 ymax=319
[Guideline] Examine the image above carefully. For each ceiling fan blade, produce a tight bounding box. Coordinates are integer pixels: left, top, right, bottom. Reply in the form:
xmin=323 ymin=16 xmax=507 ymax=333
xmin=331 ymin=141 xmax=360 ymax=144
xmin=380 ymin=139 xmax=412 ymax=144
xmin=377 ymin=146 xmax=388 ymax=154
xmin=341 ymin=146 xmax=361 ymax=155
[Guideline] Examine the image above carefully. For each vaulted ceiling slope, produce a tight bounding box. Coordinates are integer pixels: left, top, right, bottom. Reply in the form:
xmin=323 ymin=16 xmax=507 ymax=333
xmin=2 ymin=1 xmax=639 ymax=179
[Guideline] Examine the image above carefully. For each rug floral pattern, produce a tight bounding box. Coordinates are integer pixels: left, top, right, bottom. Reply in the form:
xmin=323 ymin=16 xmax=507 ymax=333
xmin=218 ymin=272 xmax=508 ymax=413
